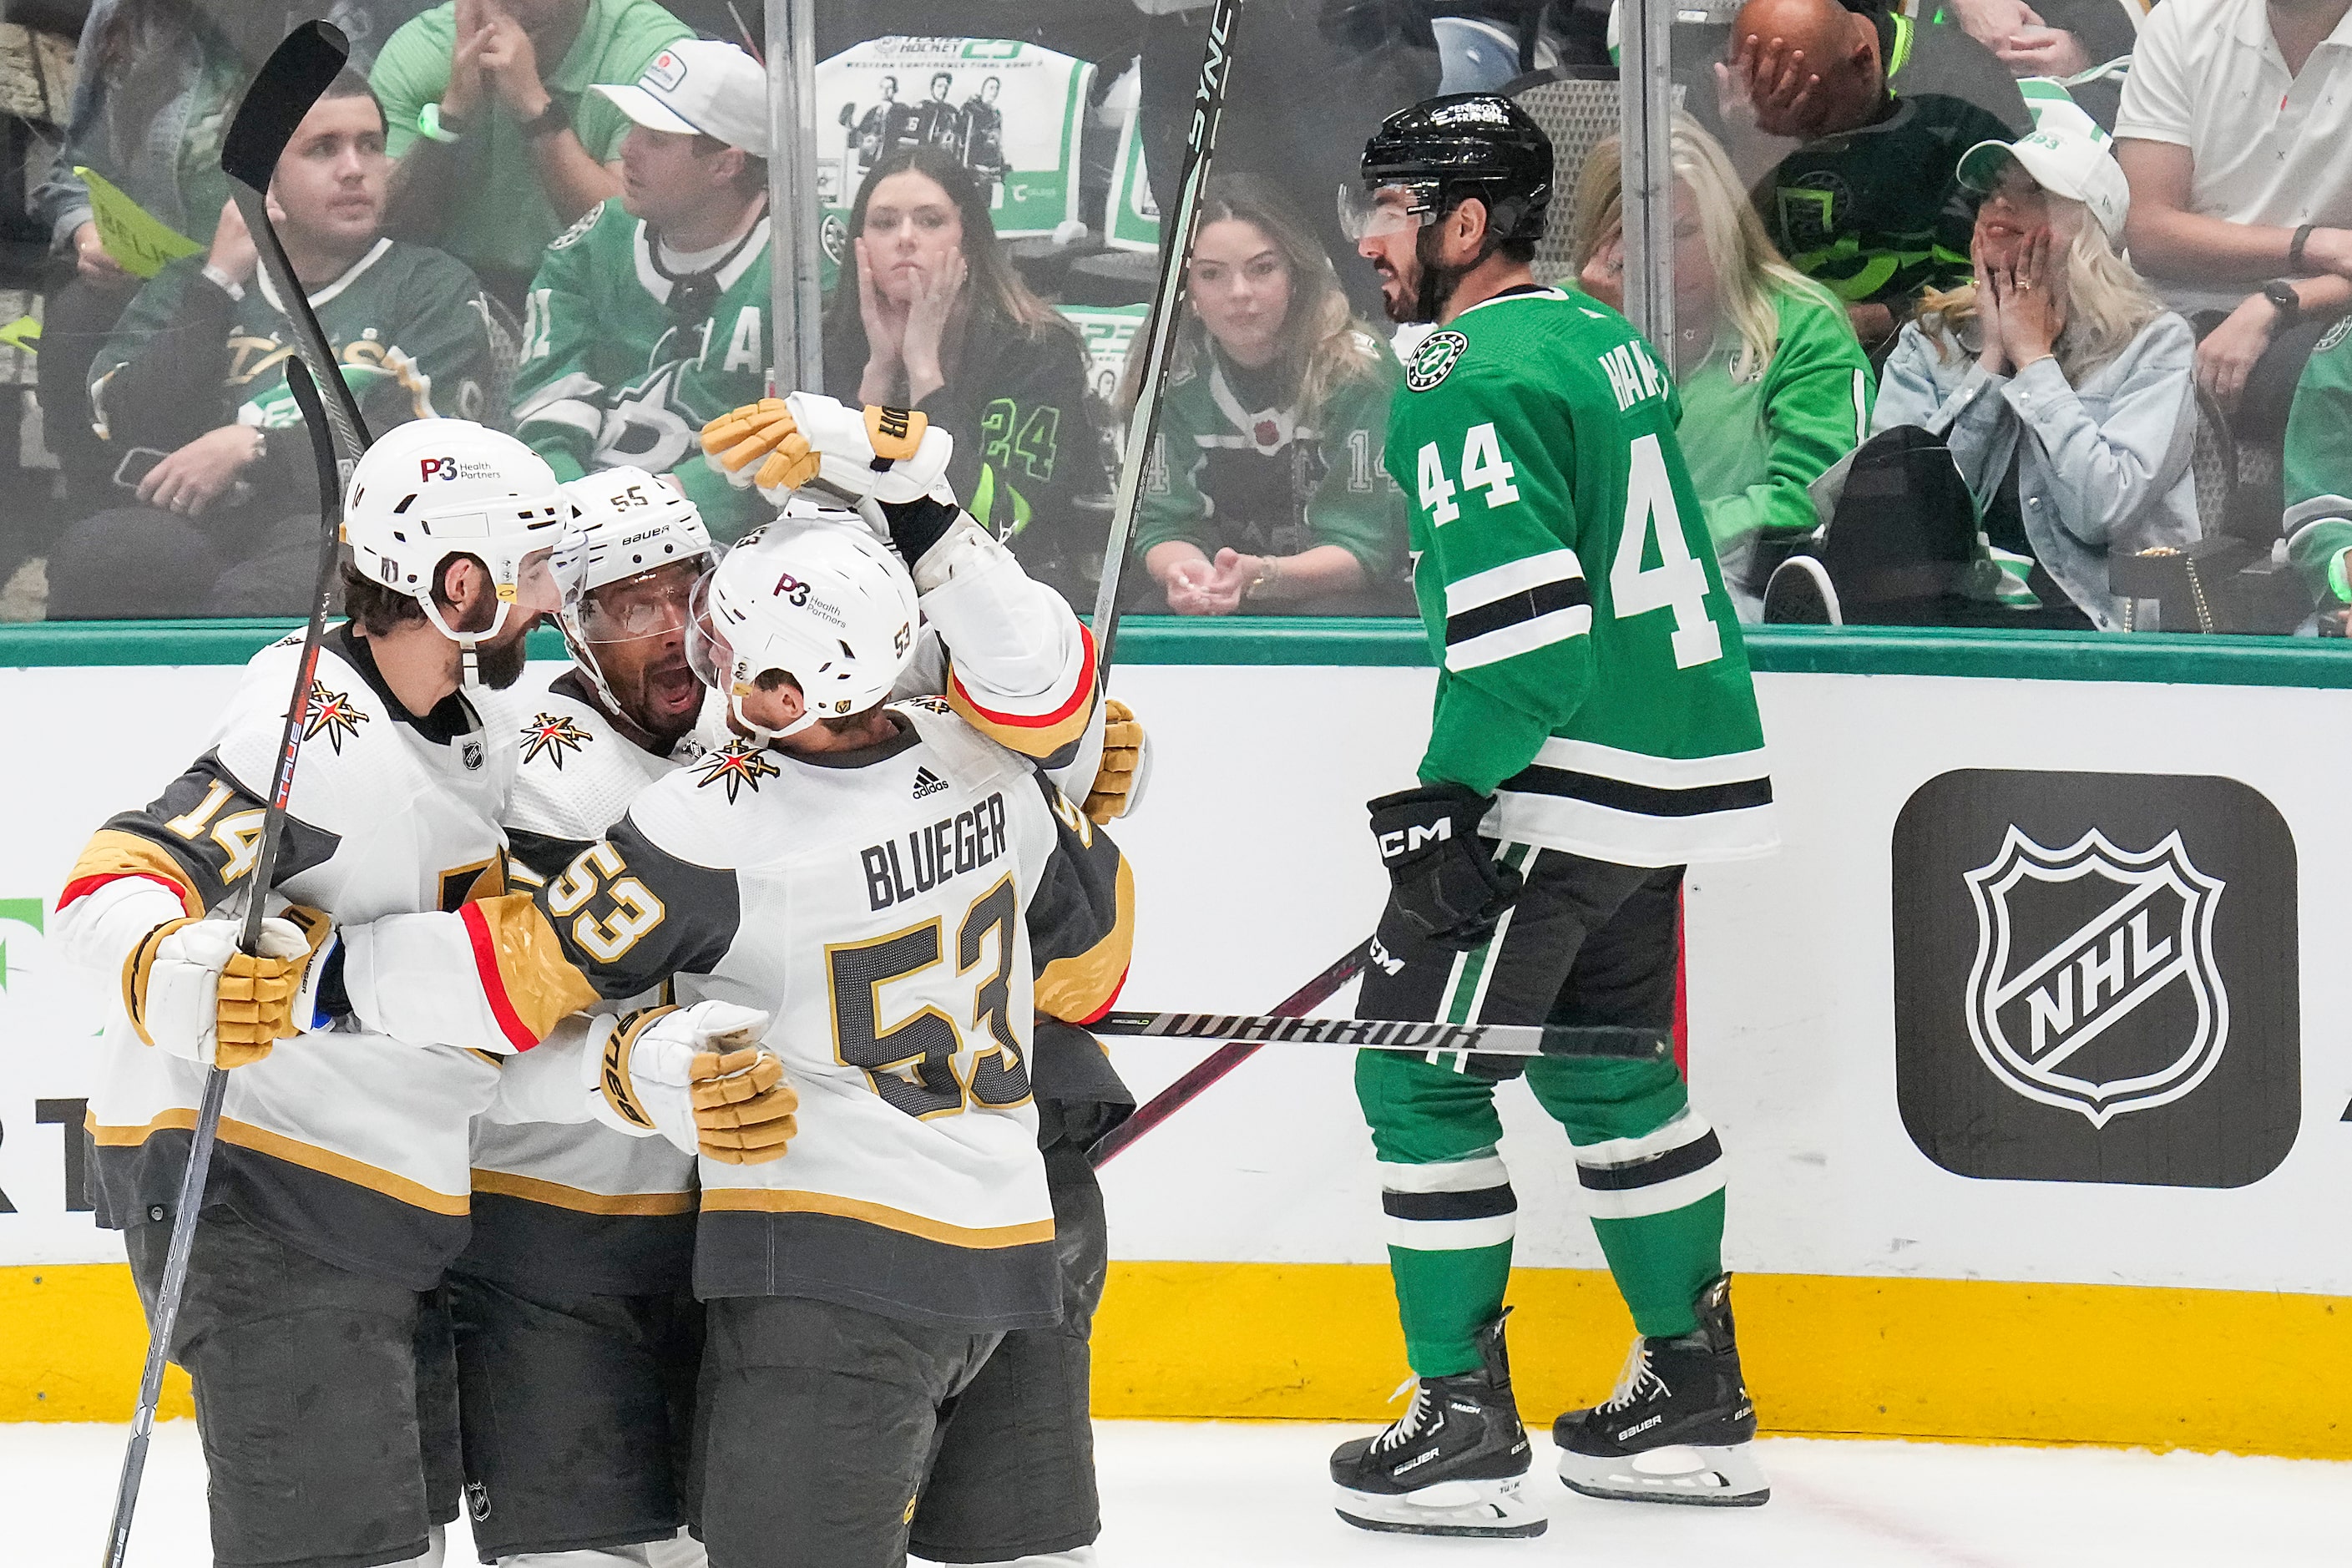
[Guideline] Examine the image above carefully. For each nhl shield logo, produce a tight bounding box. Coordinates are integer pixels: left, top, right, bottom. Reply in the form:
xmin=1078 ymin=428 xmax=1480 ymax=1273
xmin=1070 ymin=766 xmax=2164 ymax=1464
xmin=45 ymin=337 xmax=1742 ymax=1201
xmin=1962 ymin=826 xmax=2228 ymax=1129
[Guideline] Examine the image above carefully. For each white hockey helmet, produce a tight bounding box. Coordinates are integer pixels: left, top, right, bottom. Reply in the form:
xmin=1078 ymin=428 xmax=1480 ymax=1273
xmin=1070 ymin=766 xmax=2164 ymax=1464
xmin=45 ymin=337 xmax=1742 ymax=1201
xmin=552 ymin=467 xmax=716 ymax=711
xmin=343 ymin=419 xmax=568 ymax=684
xmin=685 ymin=520 xmax=919 ymax=742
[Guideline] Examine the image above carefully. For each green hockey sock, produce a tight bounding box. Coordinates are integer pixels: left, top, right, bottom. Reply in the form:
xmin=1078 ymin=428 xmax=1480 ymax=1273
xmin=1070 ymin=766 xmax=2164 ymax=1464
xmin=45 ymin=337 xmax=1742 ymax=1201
xmin=1387 ymin=1237 xmax=1515 ymax=1378
xmin=1591 ymin=1187 xmax=1726 ymax=1339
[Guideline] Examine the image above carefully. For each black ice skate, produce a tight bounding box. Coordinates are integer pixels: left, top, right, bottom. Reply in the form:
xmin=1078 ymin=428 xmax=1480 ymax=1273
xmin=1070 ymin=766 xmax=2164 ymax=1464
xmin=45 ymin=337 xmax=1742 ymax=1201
xmin=1551 ymin=1273 xmax=1769 ymax=1506
xmin=1329 ymin=1310 xmax=1545 ymax=1538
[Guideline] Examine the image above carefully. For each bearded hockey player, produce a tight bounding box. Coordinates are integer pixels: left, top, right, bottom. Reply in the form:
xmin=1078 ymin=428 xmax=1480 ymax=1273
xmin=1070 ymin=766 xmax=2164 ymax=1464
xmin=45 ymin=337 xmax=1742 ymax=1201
xmin=327 ymin=510 xmax=1135 ymax=1568
xmin=512 ymin=41 xmax=776 ymax=540
xmin=1328 ymin=95 xmax=1779 ymax=1534
xmin=453 ymin=397 xmax=1139 ymax=1565
xmin=53 ymin=421 xmax=566 ymax=1568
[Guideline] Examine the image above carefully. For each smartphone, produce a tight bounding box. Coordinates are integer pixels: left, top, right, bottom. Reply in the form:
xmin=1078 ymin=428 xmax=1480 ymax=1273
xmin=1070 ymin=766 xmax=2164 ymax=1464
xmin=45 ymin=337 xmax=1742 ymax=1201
xmin=113 ymin=446 xmax=168 ymax=492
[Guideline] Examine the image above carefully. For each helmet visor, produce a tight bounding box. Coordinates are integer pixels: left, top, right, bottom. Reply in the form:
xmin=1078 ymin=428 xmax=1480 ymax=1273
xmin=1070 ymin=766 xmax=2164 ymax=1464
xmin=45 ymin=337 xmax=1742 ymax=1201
xmin=579 ymin=554 xmax=707 ymax=647
xmin=1338 ymin=181 xmax=1440 ymax=241
xmin=508 ymin=547 xmax=564 ymax=616
xmin=685 ymin=569 xmax=735 ymax=690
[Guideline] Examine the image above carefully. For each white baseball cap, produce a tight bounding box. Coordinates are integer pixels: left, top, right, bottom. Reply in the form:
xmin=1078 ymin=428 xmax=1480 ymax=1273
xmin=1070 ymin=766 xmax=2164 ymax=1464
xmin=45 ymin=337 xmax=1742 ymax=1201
xmin=592 ymin=40 xmax=770 ymax=158
xmin=1957 ymin=81 xmax=2128 ymax=244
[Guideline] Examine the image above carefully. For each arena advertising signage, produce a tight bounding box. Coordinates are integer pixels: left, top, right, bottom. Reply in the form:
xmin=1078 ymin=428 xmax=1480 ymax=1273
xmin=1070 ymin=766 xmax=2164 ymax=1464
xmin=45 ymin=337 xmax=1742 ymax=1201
xmin=1891 ymin=770 xmax=2300 ymax=1189
xmin=1104 ymin=109 xmax=1161 ymax=254
xmin=817 ymin=37 xmax=1095 ymax=274
xmin=1060 ymin=304 xmax=1149 ymax=408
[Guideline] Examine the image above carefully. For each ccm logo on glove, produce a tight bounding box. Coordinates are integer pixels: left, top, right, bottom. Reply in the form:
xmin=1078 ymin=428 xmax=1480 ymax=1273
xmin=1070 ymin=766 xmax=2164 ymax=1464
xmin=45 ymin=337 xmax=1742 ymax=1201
xmin=1377 ymin=819 xmax=1454 ymax=860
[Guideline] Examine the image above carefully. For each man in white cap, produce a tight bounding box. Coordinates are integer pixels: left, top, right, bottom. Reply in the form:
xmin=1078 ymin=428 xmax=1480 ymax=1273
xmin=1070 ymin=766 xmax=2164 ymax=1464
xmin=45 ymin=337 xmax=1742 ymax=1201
xmin=510 ymin=39 xmax=779 ymax=541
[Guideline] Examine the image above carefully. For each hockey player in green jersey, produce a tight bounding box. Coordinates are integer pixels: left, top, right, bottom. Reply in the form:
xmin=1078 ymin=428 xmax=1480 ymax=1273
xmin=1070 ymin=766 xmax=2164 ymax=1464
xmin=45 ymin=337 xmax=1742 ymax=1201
xmin=1329 ymin=94 xmax=1778 ymax=1535
xmin=513 ymin=42 xmax=776 ymax=542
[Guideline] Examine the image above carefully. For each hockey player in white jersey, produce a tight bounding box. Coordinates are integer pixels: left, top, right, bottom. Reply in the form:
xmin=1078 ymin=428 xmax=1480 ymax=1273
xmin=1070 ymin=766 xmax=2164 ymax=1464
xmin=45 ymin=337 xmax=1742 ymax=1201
xmin=331 ymin=517 xmax=1136 ymax=1568
xmin=451 ymin=405 xmax=1135 ymax=1565
xmin=53 ymin=420 xmax=568 ymax=1568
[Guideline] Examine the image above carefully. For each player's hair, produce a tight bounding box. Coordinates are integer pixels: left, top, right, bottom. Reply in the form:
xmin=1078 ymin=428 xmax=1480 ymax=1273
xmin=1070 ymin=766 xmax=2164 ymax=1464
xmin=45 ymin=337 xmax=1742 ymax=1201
xmin=339 ymin=553 xmax=490 ymax=638
xmin=1914 ymin=190 xmax=2165 ymax=383
xmin=1571 ymin=117 xmax=1846 ymax=385
xmin=751 ymin=669 xmax=882 ymax=735
xmin=825 ymin=146 xmax=1077 ymax=347
xmin=1135 ymin=174 xmax=1386 ymax=421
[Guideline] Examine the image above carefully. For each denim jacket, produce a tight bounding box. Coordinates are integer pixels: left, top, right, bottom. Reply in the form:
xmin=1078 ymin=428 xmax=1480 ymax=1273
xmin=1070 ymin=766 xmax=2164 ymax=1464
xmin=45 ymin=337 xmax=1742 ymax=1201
xmin=1873 ymin=311 xmax=2201 ymax=630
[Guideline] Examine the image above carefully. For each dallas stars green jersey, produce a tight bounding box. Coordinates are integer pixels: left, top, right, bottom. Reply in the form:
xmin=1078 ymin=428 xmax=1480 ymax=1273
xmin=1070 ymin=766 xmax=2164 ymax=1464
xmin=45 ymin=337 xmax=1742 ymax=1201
xmin=91 ymin=238 xmax=498 ymax=443
xmin=2282 ymin=314 xmax=2352 ymax=608
xmin=513 ymin=199 xmax=774 ymax=541
xmin=1390 ymin=287 xmax=1775 ymax=867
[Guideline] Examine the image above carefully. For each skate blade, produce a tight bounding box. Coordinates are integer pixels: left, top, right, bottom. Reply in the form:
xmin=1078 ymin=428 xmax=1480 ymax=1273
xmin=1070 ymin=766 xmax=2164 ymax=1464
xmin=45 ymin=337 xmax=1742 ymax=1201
xmin=1555 ymin=1441 xmax=1770 ymax=1507
xmin=1334 ymin=1476 xmax=1549 ymax=1538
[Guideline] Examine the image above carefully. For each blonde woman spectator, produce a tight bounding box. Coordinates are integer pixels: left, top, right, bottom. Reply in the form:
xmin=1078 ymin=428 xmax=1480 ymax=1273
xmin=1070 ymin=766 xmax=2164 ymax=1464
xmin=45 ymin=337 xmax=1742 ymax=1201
xmin=1874 ymin=104 xmax=2198 ymax=629
xmin=1133 ymin=175 xmax=1408 ymax=615
xmin=1574 ymin=118 xmax=1874 ymax=620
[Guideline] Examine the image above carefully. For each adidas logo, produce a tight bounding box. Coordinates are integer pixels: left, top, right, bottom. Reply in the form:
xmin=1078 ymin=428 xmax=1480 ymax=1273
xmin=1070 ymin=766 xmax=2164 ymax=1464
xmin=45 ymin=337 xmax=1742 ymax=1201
xmin=912 ymin=766 xmax=948 ymax=800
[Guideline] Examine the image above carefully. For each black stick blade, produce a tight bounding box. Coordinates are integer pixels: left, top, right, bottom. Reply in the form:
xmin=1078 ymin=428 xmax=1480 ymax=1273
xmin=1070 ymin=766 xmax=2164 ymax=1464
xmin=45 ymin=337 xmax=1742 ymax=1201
xmin=222 ymin=21 xmax=351 ymax=190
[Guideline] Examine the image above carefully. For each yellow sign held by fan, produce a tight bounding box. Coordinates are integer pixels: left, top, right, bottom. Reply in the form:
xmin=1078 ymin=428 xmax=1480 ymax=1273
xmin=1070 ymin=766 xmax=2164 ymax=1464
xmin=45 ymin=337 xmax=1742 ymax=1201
xmin=74 ymin=166 xmax=202 ymax=279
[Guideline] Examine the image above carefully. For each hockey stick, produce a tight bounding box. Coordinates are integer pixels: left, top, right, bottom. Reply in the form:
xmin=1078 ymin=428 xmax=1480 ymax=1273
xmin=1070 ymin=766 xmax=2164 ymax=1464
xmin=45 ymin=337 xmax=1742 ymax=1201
xmin=1086 ymin=0 xmax=1244 ymax=665
xmin=220 ymin=21 xmax=375 ymax=465
xmin=102 ymin=28 xmax=370 ymax=1565
xmin=1089 ymin=1009 xmax=1669 ymax=1061
xmin=1087 ymin=938 xmax=1368 ymax=1167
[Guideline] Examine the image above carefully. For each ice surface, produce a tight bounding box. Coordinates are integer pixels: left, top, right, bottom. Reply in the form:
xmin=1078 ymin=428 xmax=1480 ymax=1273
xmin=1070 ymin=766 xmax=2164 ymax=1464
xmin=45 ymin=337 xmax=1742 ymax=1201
xmin=10 ymin=1419 xmax=2344 ymax=1565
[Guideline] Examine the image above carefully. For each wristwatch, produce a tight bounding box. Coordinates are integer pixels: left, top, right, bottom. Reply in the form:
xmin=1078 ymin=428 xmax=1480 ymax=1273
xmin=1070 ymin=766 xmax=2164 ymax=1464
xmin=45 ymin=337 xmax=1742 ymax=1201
xmin=417 ymin=101 xmax=465 ymax=144
xmin=519 ymin=96 xmax=570 ymax=141
xmin=2261 ymin=279 xmax=2303 ymax=329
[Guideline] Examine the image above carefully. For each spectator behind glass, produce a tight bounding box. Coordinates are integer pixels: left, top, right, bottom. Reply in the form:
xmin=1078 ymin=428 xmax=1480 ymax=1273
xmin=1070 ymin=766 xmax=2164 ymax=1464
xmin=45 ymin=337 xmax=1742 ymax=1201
xmin=370 ymin=0 xmax=692 ymax=306
xmin=1874 ymin=104 xmax=2197 ymax=630
xmin=1935 ymin=0 xmax=2136 ymax=84
xmin=44 ymin=72 xmax=499 ymax=621
xmin=511 ymin=40 xmax=773 ymax=540
xmin=1130 ymin=175 xmax=1409 ymax=616
xmin=1714 ymin=0 xmax=2027 ymax=354
xmin=32 ymin=0 xmax=283 ymax=513
xmin=822 ymin=146 xmax=1112 ymax=598
xmin=1572 ymin=118 xmax=1875 ymax=622
xmin=2277 ymin=317 xmax=2352 ymax=622
xmin=2113 ymin=0 xmax=2352 ymax=417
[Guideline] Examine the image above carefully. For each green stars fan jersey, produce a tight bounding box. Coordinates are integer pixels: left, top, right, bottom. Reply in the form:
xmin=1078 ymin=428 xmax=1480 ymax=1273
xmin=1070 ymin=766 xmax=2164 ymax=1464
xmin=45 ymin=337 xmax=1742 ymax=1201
xmin=1390 ymin=287 xmax=1777 ymax=867
xmin=513 ymin=199 xmax=774 ymax=541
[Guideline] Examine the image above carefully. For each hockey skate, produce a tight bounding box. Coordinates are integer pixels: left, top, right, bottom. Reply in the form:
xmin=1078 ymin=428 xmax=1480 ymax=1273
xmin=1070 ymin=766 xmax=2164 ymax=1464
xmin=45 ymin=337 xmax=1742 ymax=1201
xmin=1329 ymin=1311 xmax=1545 ymax=1538
xmin=1551 ymin=1274 xmax=1769 ymax=1506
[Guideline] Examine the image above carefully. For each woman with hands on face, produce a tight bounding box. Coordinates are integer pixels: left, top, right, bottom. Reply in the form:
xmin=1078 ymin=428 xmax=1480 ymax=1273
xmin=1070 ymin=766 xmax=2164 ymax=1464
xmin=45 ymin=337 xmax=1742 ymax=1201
xmin=1872 ymin=103 xmax=2198 ymax=630
xmin=822 ymin=147 xmax=1111 ymax=598
xmin=1572 ymin=119 xmax=1874 ymax=622
xmin=1132 ymin=175 xmax=1407 ymax=617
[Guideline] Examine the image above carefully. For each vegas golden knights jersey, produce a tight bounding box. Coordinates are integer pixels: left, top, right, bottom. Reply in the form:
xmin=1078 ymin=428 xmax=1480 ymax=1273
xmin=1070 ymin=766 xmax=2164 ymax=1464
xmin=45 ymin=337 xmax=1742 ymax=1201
xmin=353 ymin=704 xmax=1133 ymax=1330
xmin=55 ymin=625 xmax=515 ymax=1287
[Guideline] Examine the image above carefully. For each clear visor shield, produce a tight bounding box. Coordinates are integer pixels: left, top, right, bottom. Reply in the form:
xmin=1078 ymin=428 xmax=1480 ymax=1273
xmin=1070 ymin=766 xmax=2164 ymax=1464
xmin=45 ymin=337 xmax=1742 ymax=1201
xmin=502 ymin=547 xmax=564 ymax=618
xmin=578 ymin=555 xmax=708 ymax=648
xmin=1339 ymin=182 xmax=1439 ymax=242
xmin=684 ymin=570 xmax=735 ymax=690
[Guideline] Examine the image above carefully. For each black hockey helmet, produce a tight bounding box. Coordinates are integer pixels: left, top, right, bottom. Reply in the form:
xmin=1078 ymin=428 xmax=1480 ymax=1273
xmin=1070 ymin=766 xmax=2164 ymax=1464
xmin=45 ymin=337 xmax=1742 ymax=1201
xmin=1351 ymin=93 xmax=1554 ymax=249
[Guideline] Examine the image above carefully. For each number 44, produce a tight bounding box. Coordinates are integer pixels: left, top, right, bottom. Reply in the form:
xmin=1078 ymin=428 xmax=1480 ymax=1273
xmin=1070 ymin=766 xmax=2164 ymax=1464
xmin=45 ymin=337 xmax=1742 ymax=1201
xmin=1416 ymin=423 xmax=1519 ymax=525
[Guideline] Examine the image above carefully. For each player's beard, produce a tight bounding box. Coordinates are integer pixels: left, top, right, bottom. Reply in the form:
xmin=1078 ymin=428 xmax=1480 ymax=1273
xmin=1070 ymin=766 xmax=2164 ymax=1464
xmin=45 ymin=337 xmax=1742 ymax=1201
xmin=473 ymin=625 xmax=533 ymax=690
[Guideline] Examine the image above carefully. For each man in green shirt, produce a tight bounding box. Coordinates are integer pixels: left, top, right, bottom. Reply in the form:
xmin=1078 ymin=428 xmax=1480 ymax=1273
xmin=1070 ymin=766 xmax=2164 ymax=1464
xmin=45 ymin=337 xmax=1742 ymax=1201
xmin=372 ymin=0 xmax=693 ymax=301
xmin=513 ymin=40 xmax=774 ymax=539
xmin=1328 ymin=93 xmax=1777 ymax=1538
xmin=2279 ymin=314 xmax=2352 ymax=621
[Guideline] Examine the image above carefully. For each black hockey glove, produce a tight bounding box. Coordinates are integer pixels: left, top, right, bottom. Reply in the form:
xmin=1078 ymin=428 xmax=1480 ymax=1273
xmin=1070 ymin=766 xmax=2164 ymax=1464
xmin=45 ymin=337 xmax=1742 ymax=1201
xmin=1368 ymin=783 xmax=1524 ymax=951
xmin=875 ymin=493 xmax=959 ymax=569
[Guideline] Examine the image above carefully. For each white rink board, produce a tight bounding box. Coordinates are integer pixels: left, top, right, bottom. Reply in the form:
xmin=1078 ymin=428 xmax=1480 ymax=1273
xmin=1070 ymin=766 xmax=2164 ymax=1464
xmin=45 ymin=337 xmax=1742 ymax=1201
xmin=3 ymin=660 xmax=2349 ymax=1297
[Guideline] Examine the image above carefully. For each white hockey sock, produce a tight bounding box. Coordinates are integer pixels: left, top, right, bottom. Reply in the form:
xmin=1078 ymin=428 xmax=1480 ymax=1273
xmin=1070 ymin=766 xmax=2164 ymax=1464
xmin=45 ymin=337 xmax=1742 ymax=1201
xmin=388 ymin=1524 xmax=446 ymax=1567
xmin=915 ymin=1549 xmax=1098 ymax=1567
xmin=501 ymin=1530 xmax=705 ymax=1568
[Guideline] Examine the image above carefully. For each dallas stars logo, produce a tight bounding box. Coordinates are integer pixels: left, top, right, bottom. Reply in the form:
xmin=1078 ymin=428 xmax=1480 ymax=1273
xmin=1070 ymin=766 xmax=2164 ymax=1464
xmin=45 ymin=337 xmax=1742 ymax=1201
xmin=694 ymin=739 xmax=780 ymax=802
xmin=303 ymin=681 xmax=367 ymax=755
xmin=520 ymin=712 xmax=593 ymax=769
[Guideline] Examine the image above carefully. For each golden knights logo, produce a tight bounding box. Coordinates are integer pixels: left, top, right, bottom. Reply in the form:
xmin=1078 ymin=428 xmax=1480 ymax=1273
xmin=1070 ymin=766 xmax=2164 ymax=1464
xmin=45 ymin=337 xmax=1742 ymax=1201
xmin=1962 ymin=827 xmax=2227 ymax=1128
xmin=520 ymin=712 xmax=594 ymax=769
xmin=1892 ymin=769 xmax=2298 ymax=1190
xmin=303 ymin=681 xmax=367 ymax=755
xmin=694 ymin=739 xmax=780 ymax=802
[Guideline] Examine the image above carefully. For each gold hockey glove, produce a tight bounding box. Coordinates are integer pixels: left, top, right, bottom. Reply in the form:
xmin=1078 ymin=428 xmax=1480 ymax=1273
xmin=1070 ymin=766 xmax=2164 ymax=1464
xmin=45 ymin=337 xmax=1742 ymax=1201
xmin=1084 ymin=699 xmax=1148 ymax=824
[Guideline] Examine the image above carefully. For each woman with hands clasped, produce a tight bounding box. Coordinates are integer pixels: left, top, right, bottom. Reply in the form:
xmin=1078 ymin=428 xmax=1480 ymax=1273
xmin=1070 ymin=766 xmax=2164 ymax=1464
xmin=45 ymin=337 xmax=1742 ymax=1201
xmin=1874 ymin=101 xmax=2198 ymax=629
xmin=822 ymin=146 xmax=1110 ymax=596
xmin=1132 ymin=175 xmax=1407 ymax=617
